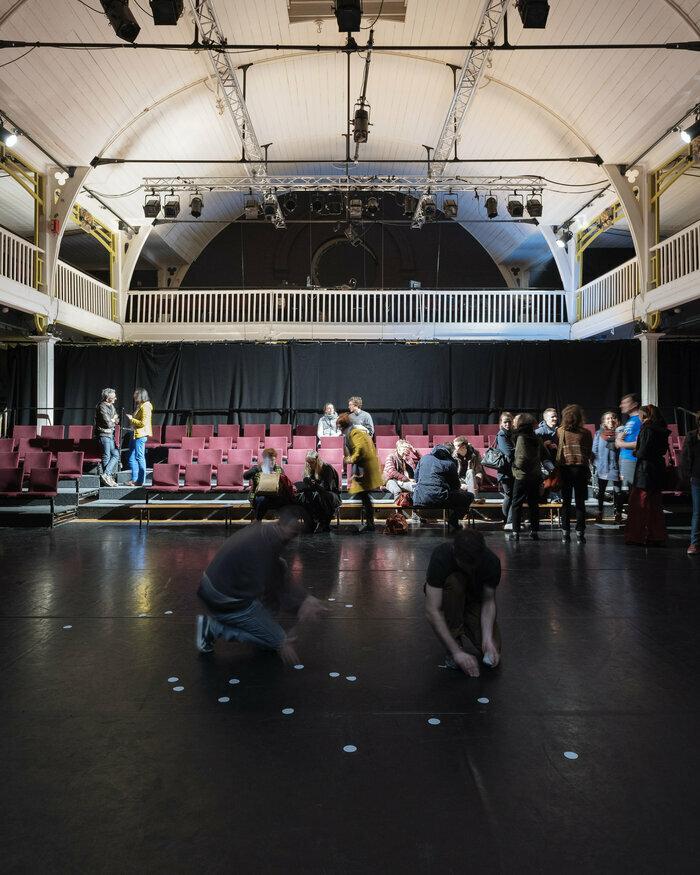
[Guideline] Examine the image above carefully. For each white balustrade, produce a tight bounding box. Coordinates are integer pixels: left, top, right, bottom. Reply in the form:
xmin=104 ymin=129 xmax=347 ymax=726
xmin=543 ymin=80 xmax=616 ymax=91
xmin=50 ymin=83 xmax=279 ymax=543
xmin=651 ymin=219 xmax=700 ymax=287
xmin=125 ymin=288 xmax=567 ymax=328
xmin=55 ymin=260 xmax=115 ymax=321
xmin=577 ymin=258 xmax=640 ymax=320
xmin=0 ymin=225 xmax=40 ymax=288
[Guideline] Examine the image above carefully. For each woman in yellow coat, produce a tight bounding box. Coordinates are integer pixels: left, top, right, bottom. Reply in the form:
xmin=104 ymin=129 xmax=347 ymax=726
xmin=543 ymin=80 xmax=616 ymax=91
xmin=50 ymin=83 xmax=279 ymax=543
xmin=337 ymin=412 xmax=383 ymax=533
xmin=125 ymin=387 xmax=153 ymax=486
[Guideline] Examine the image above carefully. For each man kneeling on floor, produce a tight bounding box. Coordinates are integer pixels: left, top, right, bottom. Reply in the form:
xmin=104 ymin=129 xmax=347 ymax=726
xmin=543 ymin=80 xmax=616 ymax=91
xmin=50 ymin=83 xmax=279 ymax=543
xmin=424 ymin=529 xmax=501 ymax=677
xmin=195 ymin=506 xmax=325 ymax=664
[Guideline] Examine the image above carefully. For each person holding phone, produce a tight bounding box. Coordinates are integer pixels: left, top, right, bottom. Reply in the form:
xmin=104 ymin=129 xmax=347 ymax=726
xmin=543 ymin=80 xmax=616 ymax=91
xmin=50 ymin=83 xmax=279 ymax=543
xmin=125 ymin=388 xmax=152 ymax=487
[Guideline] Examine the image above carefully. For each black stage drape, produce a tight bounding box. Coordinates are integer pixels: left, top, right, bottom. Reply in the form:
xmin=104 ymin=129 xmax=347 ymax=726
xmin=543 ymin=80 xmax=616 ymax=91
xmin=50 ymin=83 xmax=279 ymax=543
xmin=4 ymin=339 xmax=696 ymax=428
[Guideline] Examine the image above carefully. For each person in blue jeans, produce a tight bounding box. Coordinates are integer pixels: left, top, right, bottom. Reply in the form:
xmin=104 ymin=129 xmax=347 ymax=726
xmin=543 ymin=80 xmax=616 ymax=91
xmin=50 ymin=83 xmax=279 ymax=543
xmin=680 ymin=411 xmax=700 ymax=556
xmin=125 ymin=388 xmax=152 ymax=486
xmin=616 ymin=392 xmax=642 ymax=493
xmin=94 ymin=387 xmax=120 ymax=486
xmin=195 ymin=507 xmax=326 ymax=663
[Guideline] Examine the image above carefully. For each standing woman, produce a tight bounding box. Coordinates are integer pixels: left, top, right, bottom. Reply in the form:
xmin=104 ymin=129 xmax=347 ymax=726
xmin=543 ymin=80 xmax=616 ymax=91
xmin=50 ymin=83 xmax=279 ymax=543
xmin=592 ymin=411 xmax=623 ymax=522
xmin=509 ymin=413 xmax=546 ymax=541
xmin=495 ymin=412 xmax=515 ymax=529
xmin=337 ymin=412 xmax=383 ymax=533
xmin=680 ymin=410 xmax=700 ymax=556
xmin=125 ymin=388 xmax=152 ymax=487
xmin=556 ymin=404 xmax=593 ymax=543
xmin=625 ymin=404 xmax=670 ymax=547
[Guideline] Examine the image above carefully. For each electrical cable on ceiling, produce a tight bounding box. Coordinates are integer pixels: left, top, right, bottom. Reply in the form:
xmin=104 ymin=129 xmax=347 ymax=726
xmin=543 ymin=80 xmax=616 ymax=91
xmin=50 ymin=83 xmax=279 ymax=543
xmin=0 ymin=46 xmax=35 ymax=68
xmin=361 ymin=0 xmax=385 ymax=30
xmin=74 ymin=0 xmax=106 ymax=14
xmin=132 ymin=0 xmax=152 ymax=17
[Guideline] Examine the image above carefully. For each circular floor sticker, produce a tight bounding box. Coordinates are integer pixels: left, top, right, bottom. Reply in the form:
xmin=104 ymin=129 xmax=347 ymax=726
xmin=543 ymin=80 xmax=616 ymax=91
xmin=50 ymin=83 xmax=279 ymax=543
xmin=345 ymin=604 xmax=353 ymax=608
xmin=228 ymin=678 xmax=240 ymax=685
xmin=345 ymin=675 xmax=357 ymax=682
xmin=218 ymin=696 xmax=230 ymax=703
xmin=343 ymin=745 xmax=357 ymax=753
xmin=477 ymin=697 xmax=490 ymax=704
xmin=293 ymin=664 xmax=304 ymax=670
xmin=329 ymin=672 xmax=340 ymax=678
xmin=172 ymin=686 xmax=184 ymax=692
xmin=62 ymin=625 xmax=72 ymax=630
xmin=167 ymin=676 xmax=179 ymax=683
xmin=282 ymin=708 xmax=295 ymax=715
xmin=427 ymin=717 xmax=441 ymax=726
xmin=327 ymin=598 xmax=336 ymax=601
xmin=563 ymin=751 xmax=579 ymax=760
xmin=164 ymin=610 xmax=173 ymax=615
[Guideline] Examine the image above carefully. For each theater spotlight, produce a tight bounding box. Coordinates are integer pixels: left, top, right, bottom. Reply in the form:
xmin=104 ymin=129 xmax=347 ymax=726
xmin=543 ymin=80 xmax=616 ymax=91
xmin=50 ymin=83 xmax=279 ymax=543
xmin=149 ymin=0 xmax=183 ymax=25
xmin=163 ymin=194 xmax=180 ymax=219
xmin=244 ymin=199 xmax=261 ymax=220
xmin=556 ymin=226 xmax=573 ymax=248
xmin=353 ymin=105 xmax=370 ymax=143
xmin=365 ymin=196 xmax=380 ymax=219
xmin=402 ymin=195 xmax=416 ymax=217
xmin=423 ymin=197 xmax=437 ymax=221
xmin=507 ymin=195 xmax=524 ymax=218
xmin=263 ymin=196 xmax=278 ymax=220
xmin=143 ymin=195 xmax=161 ymax=219
xmin=348 ymin=196 xmax=363 ymax=220
xmin=189 ymin=194 xmax=203 ymax=218
xmin=516 ymin=0 xmax=550 ymax=28
xmin=334 ymin=0 xmax=362 ymax=33
xmin=680 ymin=115 xmax=700 ymax=144
xmin=283 ymin=194 xmax=297 ymax=215
xmin=526 ymin=194 xmax=543 ymax=218
xmin=311 ymin=193 xmax=326 ymax=214
xmin=0 ymin=122 xmax=18 ymax=148
xmin=485 ymin=195 xmax=498 ymax=219
xmin=99 ymin=1 xmax=141 ymax=44
xmin=327 ymin=191 xmax=344 ymax=216
xmin=443 ymin=198 xmax=458 ymax=218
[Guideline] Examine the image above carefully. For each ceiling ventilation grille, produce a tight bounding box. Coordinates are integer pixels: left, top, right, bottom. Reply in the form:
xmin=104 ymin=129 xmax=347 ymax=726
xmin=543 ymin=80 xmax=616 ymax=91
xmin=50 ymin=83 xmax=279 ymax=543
xmin=287 ymin=1 xmax=407 ymax=25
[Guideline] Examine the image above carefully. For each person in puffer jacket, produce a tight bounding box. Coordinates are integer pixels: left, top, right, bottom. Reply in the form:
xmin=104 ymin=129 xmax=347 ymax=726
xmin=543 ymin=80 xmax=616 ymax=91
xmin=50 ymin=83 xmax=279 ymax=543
xmin=413 ymin=444 xmax=473 ymax=533
xmin=509 ymin=413 xmax=546 ymax=540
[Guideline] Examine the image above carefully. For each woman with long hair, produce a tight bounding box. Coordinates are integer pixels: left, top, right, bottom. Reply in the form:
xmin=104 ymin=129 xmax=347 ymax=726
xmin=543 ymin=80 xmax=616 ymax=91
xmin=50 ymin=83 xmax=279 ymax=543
xmin=556 ymin=403 xmax=593 ymax=542
xmin=625 ymin=404 xmax=670 ymax=546
xmin=495 ymin=411 xmax=515 ymax=529
xmin=296 ymin=450 xmax=341 ymax=533
xmin=125 ymin=388 xmax=152 ymax=487
xmin=337 ymin=411 xmax=383 ymax=533
xmin=592 ymin=410 xmax=623 ymax=522
xmin=509 ymin=413 xmax=546 ymax=541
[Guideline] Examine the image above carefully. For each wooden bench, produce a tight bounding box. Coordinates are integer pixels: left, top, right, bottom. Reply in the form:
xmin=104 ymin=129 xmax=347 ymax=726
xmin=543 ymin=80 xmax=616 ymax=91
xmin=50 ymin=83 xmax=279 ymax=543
xmin=139 ymin=502 xmax=234 ymax=529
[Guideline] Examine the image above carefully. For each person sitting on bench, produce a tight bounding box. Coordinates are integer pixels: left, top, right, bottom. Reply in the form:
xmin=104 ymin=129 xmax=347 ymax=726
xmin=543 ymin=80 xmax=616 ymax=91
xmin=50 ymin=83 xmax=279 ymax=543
xmin=452 ymin=435 xmax=484 ymax=496
xmin=244 ymin=448 xmax=295 ymax=521
xmin=424 ymin=529 xmax=501 ymax=677
xmin=295 ymin=450 xmax=341 ymax=533
xmin=413 ymin=443 xmax=473 ymax=534
xmin=383 ymin=439 xmax=421 ymax=521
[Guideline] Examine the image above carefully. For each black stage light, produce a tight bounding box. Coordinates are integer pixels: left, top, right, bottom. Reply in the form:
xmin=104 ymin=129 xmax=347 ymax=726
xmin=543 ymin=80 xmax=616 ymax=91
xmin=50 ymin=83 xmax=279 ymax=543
xmin=244 ymin=198 xmax=261 ymax=219
xmin=263 ymin=198 xmax=278 ymax=220
xmin=423 ymin=197 xmax=437 ymax=220
xmin=283 ymin=194 xmax=297 ymax=214
xmin=681 ymin=116 xmax=700 ymax=144
xmin=100 ymin=1 xmax=141 ymax=44
xmin=348 ymin=196 xmax=363 ymax=219
xmin=516 ymin=0 xmax=550 ymax=28
xmin=556 ymin=227 xmax=573 ymax=248
xmin=149 ymin=0 xmax=183 ymax=26
xmin=163 ymin=195 xmax=180 ymax=219
xmin=189 ymin=195 xmax=203 ymax=218
xmin=335 ymin=0 xmax=362 ymax=33
xmin=507 ymin=195 xmax=524 ymax=218
xmin=525 ymin=194 xmax=543 ymax=217
xmin=327 ymin=191 xmax=344 ymax=216
xmin=311 ymin=193 xmax=326 ymax=214
xmin=365 ymin=196 xmax=379 ymax=218
xmin=485 ymin=195 xmax=498 ymax=219
xmin=143 ymin=195 xmax=161 ymax=218
xmin=353 ymin=106 xmax=369 ymax=143
xmin=443 ymin=198 xmax=458 ymax=218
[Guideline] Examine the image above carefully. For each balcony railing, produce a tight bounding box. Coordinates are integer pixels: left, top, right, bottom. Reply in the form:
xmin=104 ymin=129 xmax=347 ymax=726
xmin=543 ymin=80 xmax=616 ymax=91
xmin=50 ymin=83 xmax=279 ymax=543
xmin=0 ymin=225 xmax=41 ymax=289
xmin=651 ymin=219 xmax=700 ymax=287
xmin=577 ymin=258 xmax=640 ymax=320
xmin=125 ymin=288 xmax=568 ymax=328
xmin=55 ymin=261 xmax=116 ymax=321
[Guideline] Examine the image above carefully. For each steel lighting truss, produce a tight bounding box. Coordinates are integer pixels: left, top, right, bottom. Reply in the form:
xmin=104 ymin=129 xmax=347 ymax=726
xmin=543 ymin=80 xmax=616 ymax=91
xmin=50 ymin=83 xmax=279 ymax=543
xmin=143 ymin=174 xmax=545 ymax=195
xmin=187 ymin=0 xmax=285 ymax=228
xmin=412 ymin=0 xmax=509 ymax=228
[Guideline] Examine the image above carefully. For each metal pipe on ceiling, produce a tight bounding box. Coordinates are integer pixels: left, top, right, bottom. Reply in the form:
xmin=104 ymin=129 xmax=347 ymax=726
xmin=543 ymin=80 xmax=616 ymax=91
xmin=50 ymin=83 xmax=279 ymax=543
xmin=94 ymin=156 xmax=603 ymax=165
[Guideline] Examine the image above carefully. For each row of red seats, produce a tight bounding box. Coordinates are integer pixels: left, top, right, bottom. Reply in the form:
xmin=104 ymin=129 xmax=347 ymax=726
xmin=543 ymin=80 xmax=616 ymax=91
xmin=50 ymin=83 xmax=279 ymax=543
xmin=0 ymin=466 xmax=61 ymax=504
xmin=0 ymin=451 xmax=85 ymax=491
xmin=149 ymin=461 xmax=347 ymax=496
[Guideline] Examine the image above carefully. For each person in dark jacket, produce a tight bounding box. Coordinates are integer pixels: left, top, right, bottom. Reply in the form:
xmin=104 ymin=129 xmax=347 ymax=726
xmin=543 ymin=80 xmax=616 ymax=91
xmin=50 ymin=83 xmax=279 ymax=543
xmin=535 ymin=407 xmax=560 ymax=501
xmin=592 ymin=411 xmax=623 ymax=522
xmin=680 ymin=410 xmax=700 ymax=555
xmin=556 ymin=404 xmax=594 ymax=543
xmin=244 ymin=448 xmax=296 ymax=521
xmin=94 ymin=387 xmax=120 ymax=486
xmin=625 ymin=405 xmax=670 ymax=547
xmin=452 ymin=436 xmax=484 ymax=496
xmin=413 ymin=444 xmax=472 ymax=533
xmin=509 ymin=413 xmax=546 ymax=541
xmin=295 ymin=451 xmax=341 ymax=533
xmin=495 ymin=411 xmax=515 ymax=528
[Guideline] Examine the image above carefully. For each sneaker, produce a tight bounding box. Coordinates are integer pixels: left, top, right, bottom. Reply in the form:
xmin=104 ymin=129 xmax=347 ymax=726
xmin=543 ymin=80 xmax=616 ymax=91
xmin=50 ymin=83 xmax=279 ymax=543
xmin=503 ymin=522 xmax=513 ymax=531
xmin=195 ymin=614 xmax=214 ymax=653
xmin=357 ymin=523 xmax=376 ymax=534
xmin=688 ymin=544 xmax=699 ymax=556
xmin=576 ymin=532 xmax=586 ymax=544
xmin=561 ymin=530 xmax=571 ymax=542
xmin=408 ymin=513 xmax=422 ymax=525
xmin=507 ymin=532 xmax=520 ymax=541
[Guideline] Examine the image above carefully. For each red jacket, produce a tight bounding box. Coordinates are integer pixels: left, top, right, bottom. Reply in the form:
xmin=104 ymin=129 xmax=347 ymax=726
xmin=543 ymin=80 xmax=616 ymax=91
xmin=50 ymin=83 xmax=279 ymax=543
xmin=383 ymin=449 xmax=421 ymax=484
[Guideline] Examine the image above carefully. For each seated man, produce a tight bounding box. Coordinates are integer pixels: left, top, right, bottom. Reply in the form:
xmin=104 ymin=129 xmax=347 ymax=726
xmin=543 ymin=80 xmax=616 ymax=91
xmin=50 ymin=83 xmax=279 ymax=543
xmin=347 ymin=395 xmax=374 ymax=437
xmin=195 ymin=506 xmax=325 ymax=663
xmin=424 ymin=529 xmax=501 ymax=677
xmin=452 ymin=435 xmax=484 ymax=495
xmin=413 ymin=443 xmax=473 ymax=533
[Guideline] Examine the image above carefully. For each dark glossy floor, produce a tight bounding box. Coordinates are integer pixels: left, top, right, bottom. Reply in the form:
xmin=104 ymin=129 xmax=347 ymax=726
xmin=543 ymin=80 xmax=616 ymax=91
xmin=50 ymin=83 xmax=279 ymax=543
xmin=1 ymin=522 xmax=699 ymax=874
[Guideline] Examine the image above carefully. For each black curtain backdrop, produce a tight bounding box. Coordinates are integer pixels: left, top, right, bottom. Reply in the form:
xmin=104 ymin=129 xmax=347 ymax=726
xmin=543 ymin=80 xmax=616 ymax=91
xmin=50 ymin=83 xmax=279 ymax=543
xmin=5 ymin=339 xmax=696 ymax=429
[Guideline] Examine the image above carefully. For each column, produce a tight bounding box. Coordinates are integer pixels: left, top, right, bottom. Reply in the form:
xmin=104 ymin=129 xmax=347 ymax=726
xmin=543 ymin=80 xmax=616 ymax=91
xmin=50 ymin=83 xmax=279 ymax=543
xmin=639 ymin=332 xmax=661 ymax=406
xmin=33 ymin=334 xmax=58 ymax=430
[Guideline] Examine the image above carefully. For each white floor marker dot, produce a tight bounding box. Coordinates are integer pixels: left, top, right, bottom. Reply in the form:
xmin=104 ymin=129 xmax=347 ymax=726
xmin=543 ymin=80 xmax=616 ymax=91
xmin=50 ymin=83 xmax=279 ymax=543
xmin=427 ymin=717 xmax=441 ymax=726
xmin=327 ymin=597 xmax=336 ymax=601
xmin=282 ymin=708 xmax=295 ymax=715
xmin=477 ymin=697 xmax=490 ymax=704
xmin=345 ymin=675 xmax=357 ymax=682
xmin=164 ymin=610 xmax=173 ymax=615
xmin=345 ymin=604 xmax=353 ymax=608
xmin=343 ymin=745 xmax=357 ymax=753
xmin=228 ymin=678 xmax=240 ymax=685
xmin=564 ymin=751 xmax=579 ymax=760
xmin=62 ymin=624 xmax=72 ymax=630
xmin=329 ymin=672 xmax=340 ymax=678
xmin=167 ymin=676 xmax=179 ymax=683
xmin=138 ymin=613 xmax=148 ymax=617
xmin=172 ymin=686 xmax=184 ymax=692
xmin=218 ymin=696 xmax=230 ymax=704
xmin=293 ymin=664 xmax=304 ymax=670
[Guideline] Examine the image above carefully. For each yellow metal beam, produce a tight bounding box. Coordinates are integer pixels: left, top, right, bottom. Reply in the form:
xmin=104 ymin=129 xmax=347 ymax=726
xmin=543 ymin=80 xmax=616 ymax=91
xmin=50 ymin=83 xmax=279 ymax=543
xmin=575 ymin=200 xmax=627 ymax=261
xmin=71 ymin=202 xmax=118 ymax=287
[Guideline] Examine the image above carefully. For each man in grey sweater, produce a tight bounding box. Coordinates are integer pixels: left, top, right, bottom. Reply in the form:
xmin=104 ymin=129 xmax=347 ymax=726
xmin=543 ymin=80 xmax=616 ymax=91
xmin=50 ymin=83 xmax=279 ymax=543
xmin=347 ymin=395 xmax=374 ymax=437
xmin=94 ymin=388 xmax=120 ymax=486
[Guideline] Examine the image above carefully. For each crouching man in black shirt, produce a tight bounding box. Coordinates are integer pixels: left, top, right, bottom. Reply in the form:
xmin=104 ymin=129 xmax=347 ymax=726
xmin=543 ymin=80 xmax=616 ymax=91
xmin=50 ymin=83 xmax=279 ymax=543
xmin=195 ymin=506 xmax=325 ymax=665
xmin=424 ymin=529 xmax=502 ymax=677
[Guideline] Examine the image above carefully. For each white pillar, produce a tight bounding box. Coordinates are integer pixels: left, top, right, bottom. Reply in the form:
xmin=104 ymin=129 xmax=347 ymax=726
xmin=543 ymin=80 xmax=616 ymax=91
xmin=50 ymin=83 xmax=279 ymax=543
xmin=32 ymin=334 xmax=58 ymax=430
xmin=639 ymin=332 xmax=661 ymax=406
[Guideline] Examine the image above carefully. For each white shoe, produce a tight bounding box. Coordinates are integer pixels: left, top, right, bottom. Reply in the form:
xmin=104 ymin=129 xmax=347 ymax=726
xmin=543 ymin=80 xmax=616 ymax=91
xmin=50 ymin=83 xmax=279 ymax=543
xmin=503 ymin=522 xmax=513 ymax=531
xmin=408 ymin=514 xmax=421 ymax=525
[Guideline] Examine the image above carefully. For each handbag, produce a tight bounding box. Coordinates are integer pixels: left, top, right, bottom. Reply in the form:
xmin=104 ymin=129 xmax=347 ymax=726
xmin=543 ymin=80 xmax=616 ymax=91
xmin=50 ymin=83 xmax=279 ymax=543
xmin=256 ymin=472 xmax=281 ymax=495
xmin=384 ymin=511 xmax=409 ymax=535
xmin=482 ymin=442 xmax=507 ymax=472
xmin=395 ymin=491 xmax=413 ymax=508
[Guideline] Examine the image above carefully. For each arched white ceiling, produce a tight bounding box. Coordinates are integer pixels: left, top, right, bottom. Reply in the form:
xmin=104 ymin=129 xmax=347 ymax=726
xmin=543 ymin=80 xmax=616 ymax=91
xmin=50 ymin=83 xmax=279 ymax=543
xmin=0 ymin=0 xmax=698 ymax=275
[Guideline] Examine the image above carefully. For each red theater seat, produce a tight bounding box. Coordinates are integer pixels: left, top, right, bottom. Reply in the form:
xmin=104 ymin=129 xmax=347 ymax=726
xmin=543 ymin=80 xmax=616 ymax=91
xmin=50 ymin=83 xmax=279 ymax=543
xmin=320 ymin=449 xmax=344 ymax=467
xmin=147 ymin=463 xmax=181 ymax=496
xmin=41 ymin=425 xmax=65 ymax=440
xmin=0 ymin=467 xmax=23 ymax=497
xmin=21 ymin=451 xmax=52 ymax=481
xmin=197 ymin=448 xmax=223 ymax=471
xmin=294 ymin=425 xmax=317 ymax=437
xmin=374 ymin=425 xmax=397 ymax=436
xmin=67 ymin=425 xmax=93 ymax=442
xmin=217 ymin=424 xmax=240 ymax=441
xmin=237 ymin=436 xmax=260 ymax=456
xmin=12 ymin=425 xmax=37 ymax=443
xmin=269 ymin=424 xmax=292 ymax=443
xmin=48 ymin=439 xmax=77 ymax=462
xmin=76 ymin=439 xmax=102 ymax=468
xmin=228 ymin=449 xmax=253 ymax=467
xmin=428 ymin=425 xmax=451 ymax=441
xmin=16 ymin=437 xmax=44 ymax=458
xmin=453 ymin=423 xmax=477 ymax=435
xmin=319 ymin=436 xmax=343 ymax=450
xmin=0 ymin=438 xmax=14 ymax=453
xmin=213 ymin=463 xmax=245 ymax=492
xmin=183 ymin=464 xmax=212 ymax=492
xmin=400 ymin=424 xmax=424 ymax=438
xmin=162 ymin=425 xmax=187 ymax=449
xmin=57 ymin=452 xmax=84 ymax=491
xmin=261 ymin=442 xmax=287 ymax=462
xmin=206 ymin=437 xmax=232 ymax=458
xmin=405 ymin=435 xmax=430 ymax=448
xmin=286 ymin=448 xmax=310 ymax=466
xmin=181 ymin=437 xmax=206 ymax=458
xmin=190 ymin=424 xmax=214 ymax=439
xmin=376 ymin=436 xmax=398 ymax=449
xmin=284 ymin=464 xmax=306 ymax=484
xmin=0 ymin=451 xmax=19 ymax=468
xmin=243 ymin=423 xmax=266 ymax=441
xmin=146 ymin=424 xmax=164 ymax=449
xmin=167 ymin=448 xmax=193 ymax=471
xmin=28 ymin=466 xmax=59 ymax=500
xmin=292 ymin=436 xmax=316 ymax=450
